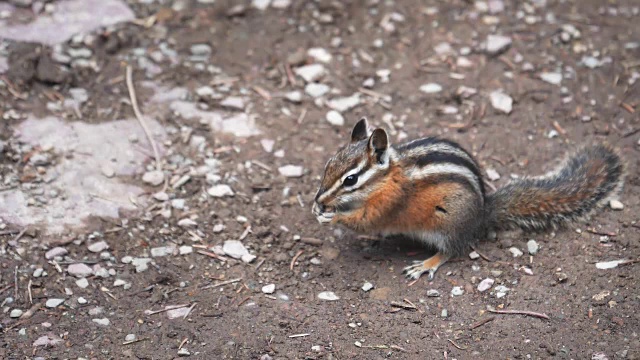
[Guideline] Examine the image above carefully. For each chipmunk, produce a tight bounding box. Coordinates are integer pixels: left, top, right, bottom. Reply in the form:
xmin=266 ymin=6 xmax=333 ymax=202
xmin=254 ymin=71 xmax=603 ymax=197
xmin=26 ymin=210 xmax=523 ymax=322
xmin=312 ymin=117 xmax=625 ymax=280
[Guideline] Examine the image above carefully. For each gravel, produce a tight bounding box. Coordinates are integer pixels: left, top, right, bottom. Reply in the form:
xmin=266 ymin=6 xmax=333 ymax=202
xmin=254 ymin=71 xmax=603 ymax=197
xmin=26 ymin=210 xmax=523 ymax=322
xmin=142 ymin=170 xmax=165 ymax=186
xmin=326 ymin=110 xmax=345 ymax=126
xmin=67 ymin=263 xmax=93 ymax=277
xmin=490 ymin=90 xmax=513 ymax=114
xmin=477 ymin=278 xmax=495 ymax=292
xmin=278 ymin=165 xmax=304 ymax=178
xmin=527 ymin=240 xmax=540 ymax=255
xmin=294 ymin=64 xmax=325 ymax=83
xmin=262 ymin=284 xmax=276 ymax=294
xmin=207 ymin=184 xmax=235 ymax=197
xmin=419 ymin=83 xmax=443 ymax=94
xmin=318 ymin=291 xmax=340 ymax=301
xmin=305 ymin=83 xmax=330 ymax=98
xmin=485 ymin=34 xmax=512 ymax=55
xmin=45 ymin=298 xmax=65 ymax=308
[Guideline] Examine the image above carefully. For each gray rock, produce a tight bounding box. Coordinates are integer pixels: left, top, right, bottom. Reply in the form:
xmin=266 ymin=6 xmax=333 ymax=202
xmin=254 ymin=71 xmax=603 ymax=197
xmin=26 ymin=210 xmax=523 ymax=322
xmin=305 ymin=83 xmax=330 ymax=98
xmin=486 ymin=168 xmax=501 ymax=181
xmin=326 ymin=110 xmax=344 ymax=126
xmin=284 ymin=91 xmax=302 ymax=103
xmin=261 ymin=284 xmax=276 ymax=294
xmin=45 ymin=298 xmax=65 ymax=308
xmin=294 ymin=64 xmax=325 ymax=83
xmin=87 ymin=240 xmax=109 ymax=253
xmin=485 ymin=34 xmax=512 ymax=55
xmin=179 ymin=246 xmax=193 ymax=255
xmin=190 ymin=44 xmax=212 ymax=56
xmin=540 ymin=72 xmax=562 ymax=85
xmin=33 ymin=268 xmax=44 ymax=278
xmin=131 ymin=257 xmax=152 ymax=272
xmin=508 ymin=247 xmax=524 ymax=257
xmin=317 ymin=291 xmax=339 ymax=301
xmin=252 ymin=0 xmax=271 ymax=11
xmin=609 ymin=200 xmax=624 ymax=210
xmin=151 ymin=246 xmax=174 ymax=257
xmin=427 ymin=289 xmax=440 ymax=297
xmin=75 ymin=278 xmax=89 ymax=288
xmin=527 ymin=240 xmax=539 ymax=255
xmin=419 ymin=83 xmax=443 ymax=94
xmin=489 ymin=90 xmax=513 ymax=114
xmin=307 ymin=48 xmax=332 ymax=63
xmin=142 ymin=170 xmax=164 ymax=186
xmin=125 ymin=334 xmax=136 ymax=342
xmin=278 ymin=165 xmax=304 ymax=178
xmin=451 ymin=286 xmax=464 ymax=296
xmin=327 ymin=94 xmax=361 ymax=112
xmin=220 ymin=96 xmax=245 ymax=110
xmin=477 ymin=278 xmax=494 ymax=292
xmin=10 ymin=309 xmax=23 ymax=318
xmin=222 ymin=240 xmax=251 ymax=259
xmin=92 ymin=318 xmax=110 ymax=326
xmin=207 ymin=184 xmax=234 ymax=197
xmin=361 ymin=282 xmax=374 ymax=292
xmin=67 ymin=263 xmax=93 ymax=277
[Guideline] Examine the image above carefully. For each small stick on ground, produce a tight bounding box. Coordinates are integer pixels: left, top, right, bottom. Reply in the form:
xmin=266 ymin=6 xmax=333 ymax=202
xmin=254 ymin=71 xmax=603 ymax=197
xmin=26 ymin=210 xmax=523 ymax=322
xmin=13 ymin=228 xmax=27 ymax=243
xmin=300 ymin=237 xmax=323 ymax=246
xmin=0 ymin=229 xmax=20 ymax=236
xmin=144 ymin=303 xmax=191 ymax=315
xmin=390 ymin=301 xmax=416 ymax=310
xmin=552 ymin=121 xmax=567 ymax=137
xmin=290 ymin=250 xmax=304 ymax=271
xmin=487 ymin=308 xmax=550 ymax=320
xmin=123 ymin=337 xmax=148 ymax=345
xmin=288 ymin=333 xmax=310 ymax=338
xmin=297 ymin=108 xmax=307 ymax=124
xmin=125 ymin=65 xmax=161 ymax=170
xmin=236 ymin=296 xmax=251 ymax=307
xmin=403 ymin=298 xmax=423 ymax=314
xmin=447 ymin=339 xmax=468 ymax=350
xmin=183 ymin=302 xmax=197 ymax=319
xmin=197 ymin=250 xmax=227 ymax=262
xmin=179 ymin=338 xmax=189 ymax=349
xmin=470 ymin=316 xmax=495 ymax=330
xmin=201 ymin=278 xmax=242 ymax=290
xmin=586 ymin=228 xmax=617 ymax=237
xmin=390 ymin=345 xmax=408 ymax=352
xmin=255 ymin=258 xmax=266 ymax=271
xmin=470 ymin=245 xmax=493 ymax=262
xmin=239 ymin=226 xmax=252 ymax=241
xmin=27 ymin=280 xmax=33 ymax=304
xmin=252 ymin=85 xmax=272 ymax=100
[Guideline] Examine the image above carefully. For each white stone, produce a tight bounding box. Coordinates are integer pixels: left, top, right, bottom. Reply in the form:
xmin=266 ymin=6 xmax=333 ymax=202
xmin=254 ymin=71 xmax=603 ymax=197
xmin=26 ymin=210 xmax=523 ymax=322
xmin=362 ymin=78 xmax=375 ymax=88
xmin=326 ymin=111 xmax=345 ymax=126
xmin=220 ymin=96 xmax=245 ymax=110
xmin=77 ymin=297 xmax=87 ymax=304
xmin=327 ymin=94 xmax=361 ymax=112
xmin=508 ymin=247 xmax=524 ymax=257
xmin=596 ymin=259 xmax=629 ymax=270
xmin=46 ymin=298 xmax=65 ymax=308
xmin=68 ymin=263 xmax=93 ymax=278
xmin=486 ymin=168 xmax=501 ymax=181
xmin=361 ymin=282 xmax=374 ymax=292
xmin=241 ymin=254 xmax=256 ymax=263
xmin=125 ymin=334 xmax=136 ymax=342
xmin=451 ymin=286 xmax=464 ymax=296
xmin=260 ymin=139 xmax=275 ymax=153
xmin=92 ymin=318 xmax=110 ymax=326
xmin=262 ymin=284 xmax=276 ymax=294
xmin=540 ymin=72 xmax=563 ymax=85
xmin=427 ymin=289 xmax=440 ymax=297
xmin=294 ymin=64 xmax=325 ymax=83
xmin=305 ymin=83 xmax=330 ymax=98
xmin=490 ymin=91 xmax=513 ymax=114
xmin=76 ymin=278 xmax=89 ymax=288
xmin=527 ymin=240 xmax=539 ymax=255
xmin=151 ymin=246 xmax=174 ymax=257
xmin=177 ymin=218 xmax=197 ymax=228
xmin=284 ymin=91 xmax=302 ymax=103
xmin=494 ymin=285 xmax=509 ymax=298
xmin=179 ymin=246 xmax=193 ymax=255
xmin=207 ymin=184 xmax=234 ymax=197
xmin=485 ymin=34 xmax=512 ymax=55
xmin=271 ymin=0 xmax=291 ymax=8
xmin=609 ymin=200 xmax=624 ymax=210
xmin=278 ymin=165 xmax=304 ymax=178
xmin=469 ymin=251 xmax=480 ymax=260
xmin=45 ymin=247 xmax=68 ymax=259
xmin=251 ymin=0 xmax=271 ymax=10
xmin=222 ymin=240 xmax=251 ymax=259
xmin=318 ymin=291 xmax=340 ymax=301
xmin=153 ymin=191 xmax=169 ymax=201
xmin=212 ymin=224 xmax=225 ymax=233
xmin=87 ymin=241 xmax=109 ymax=253
xmin=307 ymin=48 xmax=332 ymax=63
xmin=33 ymin=268 xmax=44 ymax=278
xmin=121 ymin=256 xmax=133 ymax=264
xmin=131 ymin=258 xmax=152 ymax=272
xmin=10 ymin=309 xmax=23 ymax=318
xmin=142 ymin=170 xmax=164 ymax=186
xmin=420 ymin=83 xmax=443 ymax=94
xmin=101 ymin=165 xmax=115 ymax=178
xmin=477 ymin=278 xmax=495 ymax=292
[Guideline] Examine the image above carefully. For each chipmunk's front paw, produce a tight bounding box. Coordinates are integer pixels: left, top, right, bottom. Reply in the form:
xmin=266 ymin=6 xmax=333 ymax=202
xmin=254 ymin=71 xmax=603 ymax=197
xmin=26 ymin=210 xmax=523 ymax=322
xmin=402 ymin=252 xmax=450 ymax=281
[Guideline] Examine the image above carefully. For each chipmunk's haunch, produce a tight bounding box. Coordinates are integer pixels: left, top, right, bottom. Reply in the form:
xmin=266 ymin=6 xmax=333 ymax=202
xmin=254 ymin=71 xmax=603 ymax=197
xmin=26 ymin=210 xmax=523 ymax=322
xmin=312 ymin=117 xmax=625 ymax=280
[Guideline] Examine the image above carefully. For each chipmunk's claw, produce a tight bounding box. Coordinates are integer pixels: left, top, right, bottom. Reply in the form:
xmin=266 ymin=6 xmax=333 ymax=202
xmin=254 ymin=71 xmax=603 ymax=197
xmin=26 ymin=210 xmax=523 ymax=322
xmin=402 ymin=253 xmax=450 ymax=281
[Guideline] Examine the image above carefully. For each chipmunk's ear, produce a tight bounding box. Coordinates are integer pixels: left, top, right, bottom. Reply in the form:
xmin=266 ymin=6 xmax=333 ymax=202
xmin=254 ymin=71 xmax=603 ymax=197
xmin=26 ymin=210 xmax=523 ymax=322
xmin=368 ymin=128 xmax=389 ymax=163
xmin=351 ymin=117 xmax=371 ymax=143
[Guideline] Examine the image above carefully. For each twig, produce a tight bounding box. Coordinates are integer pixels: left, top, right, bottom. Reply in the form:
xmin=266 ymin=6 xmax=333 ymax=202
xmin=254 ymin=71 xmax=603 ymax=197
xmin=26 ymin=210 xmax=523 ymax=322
xmin=470 ymin=245 xmax=493 ymax=262
xmin=290 ymin=250 xmax=304 ymax=271
xmin=552 ymin=121 xmax=567 ymax=137
xmin=255 ymin=258 xmax=266 ymax=271
xmin=183 ymin=302 xmax=197 ymax=319
xmin=0 ymin=230 xmax=20 ymax=236
xmin=122 ymin=337 xmax=148 ymax=345
xmin=238 ymin=226 xmax=252 ymax=241
xmin=125 ymin=65 xmax=161 ymax=170
xmin=252 ymin=160 xmax=272 ymax=172
xmin=252 ymin=85 xmax=272 ymax=100
xmin=299 ymin=237 xmax=323 ymax=246
xmin=390 ymin=301 xmax=416 ymax=310
xmin=447 ymin=339 xmax=468 ymax=350
xmin=14 ymin=266 xmax=18 ymax=301
xmin=201 ymin=278 xmax=242 ymax=290
xmin=586 ymin=228 xmax=617 ymax=237
xmin=297 ymin=108 xmax=307 ymax=124
xmin=0 ymin=283 xmax=13 ymax=294
xmin=197 ymin=250 xmax=227 ymax=262
xmin=144 ymin=303 xmax=190 ymax=315
xmin=470 ymin=316 xmax=495 ymax=329
xmin=390 ymin=345 xmax=408 ymax=352
xmin=179 ymin=338 xmax=189 ymax=350
xmin=27 ymin=280 xmax=33 ymax=304
xmin=403 ymin=298 xmax=423 ymax=313
xmin=620 ymin=102 xmax=635 ymax=114
xmin=487 ymin=308 xmax=550 ymax=320
xmin=288 ymin=333 xmax=310 ymax=338
xmin=12 ymin=228 xmax=27 ymax=242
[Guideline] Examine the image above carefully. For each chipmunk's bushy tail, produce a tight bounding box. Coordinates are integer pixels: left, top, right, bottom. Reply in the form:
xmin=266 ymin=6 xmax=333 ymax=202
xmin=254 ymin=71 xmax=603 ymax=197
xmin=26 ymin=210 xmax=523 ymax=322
xmin=487 ymin=144 xmax=624 ymax=232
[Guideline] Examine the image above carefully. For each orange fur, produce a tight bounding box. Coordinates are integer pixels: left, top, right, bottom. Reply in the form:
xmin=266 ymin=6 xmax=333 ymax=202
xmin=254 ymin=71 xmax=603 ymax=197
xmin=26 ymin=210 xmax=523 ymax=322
xmin=420 ymin=252 xmax=448 ymax=270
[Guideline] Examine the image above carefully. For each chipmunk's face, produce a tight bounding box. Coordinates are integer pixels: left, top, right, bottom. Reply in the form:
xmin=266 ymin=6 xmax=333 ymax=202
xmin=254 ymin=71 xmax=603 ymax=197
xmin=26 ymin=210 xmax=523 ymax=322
xmin=312 ymin=118 xmax=392 ymax=224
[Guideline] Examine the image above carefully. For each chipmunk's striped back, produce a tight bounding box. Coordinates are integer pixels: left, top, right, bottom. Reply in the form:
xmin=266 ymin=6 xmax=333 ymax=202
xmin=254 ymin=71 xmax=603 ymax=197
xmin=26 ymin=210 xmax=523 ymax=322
xmin=396 ymin=137 xmax=485 ymax=202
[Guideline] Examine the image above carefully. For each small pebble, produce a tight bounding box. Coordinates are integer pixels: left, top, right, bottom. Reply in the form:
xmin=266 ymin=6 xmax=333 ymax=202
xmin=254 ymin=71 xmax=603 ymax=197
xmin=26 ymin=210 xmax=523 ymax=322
xmin=326 ymin=110 xmax=345 ymax=126
xmin=142 ymin=170 xmax=164 ymax=186
xmin=46 ymin=298 xmax=65 ymax=308
xmin=419 ymin=83 xmax=443 ymax=94
xmin=68 ymin=263 xmax=93 ymax=278
xmin=527 ymin=240 xmax=539 ymax=255
xmin=45 ymin=247 xmax=68 ymax=260
xmin=125 ymin=334 xmax=136 ymax=342
xmin=486 ymin=168 xmax=501 ymax=181
xmin=451 ymin=286 xmax=464 ymax=296
xmin=317 ymin=291 xmax=340 ymax=301
xmin=278 ymin=165 xmax=304 ymax=178
xmin=469 ymin=251 xmax=480 ymax=260
xmin=77 ymin=297 xmax=87 ymax=304
xmin=427 ymin=289 xmax=440 ymax=297
xmin=477 ymin=278 xmax=495 ymax=292
xmin=207 ymin=184 xmax=235 ymax=197
xmin=10 ymin=309 xmax=23 ymax=318
xmin=485 ymin=34 xmax=512 ymax=55
xmin=508 ymin=247 xmax=524 ymax=257
xmin=87 ymin=241 xmax=109 ymax=253
xmin=441 ymin=309 xmax=448 ymax=318
xmin=490 ymin=90 xmax=513 ymax=114
xmin=92 ymin=318 xmax=110 ymax=326
xmin=76 ymin=278 xmax=89 ymax=289
xmin=361 ymin=282 xmax=374 ymax=292
xmin=262 ymin=284 xmax=276 ymax=294
xmin=609 ymin=200 xmax=624 ymax=210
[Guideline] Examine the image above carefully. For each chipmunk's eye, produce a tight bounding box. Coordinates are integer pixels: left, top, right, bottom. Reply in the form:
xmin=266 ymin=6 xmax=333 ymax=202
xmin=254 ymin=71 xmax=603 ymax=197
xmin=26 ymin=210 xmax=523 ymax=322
xmin=343 ymin=174 xmax=358 ymax=187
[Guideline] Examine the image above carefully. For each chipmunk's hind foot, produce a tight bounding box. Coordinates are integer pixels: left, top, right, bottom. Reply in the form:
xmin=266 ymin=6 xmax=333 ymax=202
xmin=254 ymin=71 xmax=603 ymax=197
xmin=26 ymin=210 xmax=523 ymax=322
xmin=403 ymin=252 xmax=451 ymax=280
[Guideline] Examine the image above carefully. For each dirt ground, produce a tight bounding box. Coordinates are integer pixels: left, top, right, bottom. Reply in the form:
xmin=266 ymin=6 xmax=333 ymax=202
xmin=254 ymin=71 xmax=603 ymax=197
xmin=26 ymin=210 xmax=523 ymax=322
xmin=1 ymin=0 xmax=639 ymax=359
